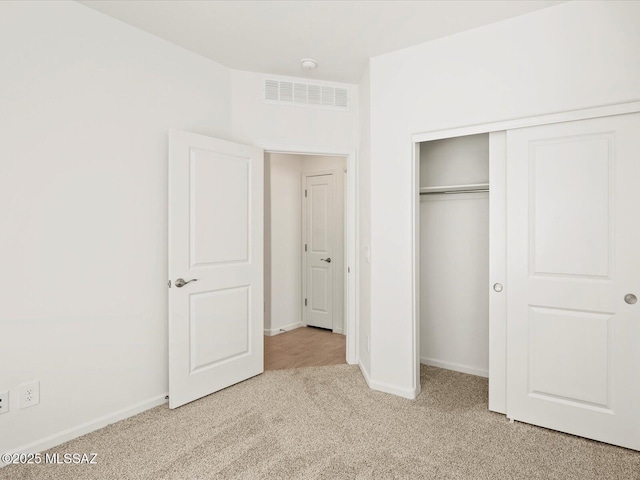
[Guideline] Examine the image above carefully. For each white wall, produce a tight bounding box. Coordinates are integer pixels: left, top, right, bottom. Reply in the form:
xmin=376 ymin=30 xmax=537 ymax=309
xmin=420 ymin=194 xmax=489 ymax=376
xmin=264 ymin=154 xmax=346 ymax=335
xmin=264 ymin=153 xmax=304 ymax=334
xmin=230 ymin=69 xmax=359 ymax=151
xmin=0 ymin=0 xmax=232 ymax=453
xmin=420 ymin=135 xmax=489 ymax=187
xmin=369 ymin=0 xmax=640 ymax=396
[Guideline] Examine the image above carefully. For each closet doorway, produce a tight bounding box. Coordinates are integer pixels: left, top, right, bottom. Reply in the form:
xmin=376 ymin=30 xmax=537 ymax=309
xmin=413 ymin=129 xmax=507 ymax=413
xmin=414 ymin=130 xmax=507 ymax=413
xmin=263 ymin=149 xmax=356 ymax=371
xmin=418 ymin=134 xmax=490 ymax=378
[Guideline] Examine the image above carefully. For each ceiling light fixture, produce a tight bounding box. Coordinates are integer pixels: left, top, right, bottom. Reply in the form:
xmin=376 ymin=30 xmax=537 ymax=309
xmin=301 ymin=58 xmax=318 ymax=70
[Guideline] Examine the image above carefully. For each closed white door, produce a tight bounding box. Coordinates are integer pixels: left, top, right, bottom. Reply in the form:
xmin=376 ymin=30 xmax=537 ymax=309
xmin=304 ymin=174 xmax=335 ymax=329
xmin=506 ymin=113 xmax=640 ymax=450
xmin=168 ymin=130 xmax=263 ymax=409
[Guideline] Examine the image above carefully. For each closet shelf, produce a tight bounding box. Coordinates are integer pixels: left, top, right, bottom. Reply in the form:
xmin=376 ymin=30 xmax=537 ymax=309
xmin=420 ymin=183 xmax=489 ymax=195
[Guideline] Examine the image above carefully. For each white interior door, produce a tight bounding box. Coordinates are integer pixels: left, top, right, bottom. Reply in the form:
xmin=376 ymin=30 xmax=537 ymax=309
xmin=304 ymin=174 xmax=335 ymax=330
xmin=168 ymin=130 xmax=263 ymax=409
xmin=506 ymin=113 xmax=640 ymax=450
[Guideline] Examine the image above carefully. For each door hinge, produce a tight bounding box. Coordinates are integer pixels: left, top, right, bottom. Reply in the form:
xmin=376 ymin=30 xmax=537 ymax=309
xmin=348 ymin=267 xmax=350 ymax=273
xmin=305 ymin=189 xmax=307 ymax=197
xmin=305 ymin=298 xmax=307 ymax=306
xmin=305 ymin=243 xmax=307 ymax=252
xmin=168 ymin=280 xmax=171 ymax=288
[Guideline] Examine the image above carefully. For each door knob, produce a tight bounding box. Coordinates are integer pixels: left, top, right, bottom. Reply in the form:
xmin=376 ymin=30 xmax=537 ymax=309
xmin=321 ymin=257 xmax=332 ymax=263
xmin=175 ymin=278 xmax=198 ymax=288
xmin=624 ymin=293 xmax=637 ymax=305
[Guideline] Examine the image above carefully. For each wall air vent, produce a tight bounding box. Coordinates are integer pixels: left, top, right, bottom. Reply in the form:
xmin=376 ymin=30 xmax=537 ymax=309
xmin=263 ymin=77 xmax=350 ymax=111
xmin=265 ymin=80 xmax=279 ymax=101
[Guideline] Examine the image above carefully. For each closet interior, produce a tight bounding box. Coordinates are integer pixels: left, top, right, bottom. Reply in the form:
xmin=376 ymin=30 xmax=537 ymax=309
xmin=419 ymin=133 xmax=490 ymax=378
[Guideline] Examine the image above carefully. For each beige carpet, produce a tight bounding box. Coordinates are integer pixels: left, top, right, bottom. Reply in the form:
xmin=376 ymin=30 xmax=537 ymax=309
xmin=2 ymin=365 xmax=639 ymax=480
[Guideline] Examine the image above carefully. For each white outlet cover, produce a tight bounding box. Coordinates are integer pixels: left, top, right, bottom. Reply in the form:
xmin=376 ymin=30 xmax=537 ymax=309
xmin=19 ymin=381 xmax=40 ymax=409
xmin=0 ymin=390 xmax=8 ymax=414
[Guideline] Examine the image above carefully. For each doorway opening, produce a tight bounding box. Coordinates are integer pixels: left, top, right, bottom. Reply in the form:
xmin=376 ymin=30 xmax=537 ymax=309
xmin=412 ymin=128 xmax=506 ymax=411
xmin=263 ymin=150 xmax=355 ymax=371
xmin=413 ymin=133 xmax=498 ymax=408
xmin=417 ymin=134 xmax=490 ymax=377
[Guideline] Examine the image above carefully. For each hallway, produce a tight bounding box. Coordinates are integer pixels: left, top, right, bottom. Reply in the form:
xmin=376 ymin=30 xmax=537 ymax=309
xmin=264 ymin=327 xmax=346 ymax=370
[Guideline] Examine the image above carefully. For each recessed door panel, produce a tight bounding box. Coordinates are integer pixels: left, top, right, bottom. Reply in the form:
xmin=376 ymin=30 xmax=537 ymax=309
xmin=190 ymin=149 xmax=249 ymax=267
xmin=530 ymin=135 xmax=611 ymax=278
xmin=190 ymin=287 xmax=250 ymax=373
xmin=529 ymin=307 xmax=611 ymax=409
xmin=310 ymin=267 xmax=329 ymax=313
xmin=310 ymin=183 xmax=329 ymax=253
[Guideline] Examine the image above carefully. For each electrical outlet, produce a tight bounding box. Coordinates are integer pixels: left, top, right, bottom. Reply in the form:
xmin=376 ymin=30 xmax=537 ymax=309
xmin=0 ymin=391 xmax=9 ymax=415
xmin=19 ymin=381 xmax=40 ymax=409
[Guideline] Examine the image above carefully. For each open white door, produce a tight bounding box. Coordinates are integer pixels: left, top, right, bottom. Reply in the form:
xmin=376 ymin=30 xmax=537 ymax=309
xmin=303 ymin=174 xmax=335 ymax=330
xmin=506 ymin=113 xmax=640 ymax=450
xmin=168 ymin=130 xmax=263 ymax=409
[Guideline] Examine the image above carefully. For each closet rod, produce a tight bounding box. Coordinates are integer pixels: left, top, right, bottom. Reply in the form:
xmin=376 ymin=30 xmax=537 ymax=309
xmin=420 ymin=189 xmax=489 ymax=195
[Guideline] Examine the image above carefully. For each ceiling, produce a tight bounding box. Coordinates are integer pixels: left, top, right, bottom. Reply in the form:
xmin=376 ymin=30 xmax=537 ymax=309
xmin=79 ymin=0 xmax=563 ymax=84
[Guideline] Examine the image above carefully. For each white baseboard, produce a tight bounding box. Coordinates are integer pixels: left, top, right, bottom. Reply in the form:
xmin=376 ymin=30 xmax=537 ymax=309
xmin=5 ymin=394 xmax=168 ymax=459
xmin=358 ymin=361 xmax=372 ymax=387
xmin=358 ymin=362 xmax=417 ymax=400
xmin=369 ymin=379 xmax=418 ymax=400
xmin=263 ymin=322 xmax=304 ymax=336
xmin=420 ymin=357 xmax=489 ymax=378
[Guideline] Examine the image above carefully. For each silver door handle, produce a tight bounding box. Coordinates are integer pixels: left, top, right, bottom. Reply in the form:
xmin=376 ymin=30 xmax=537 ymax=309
xmin=625 ymin=293 xmax=637 ymax=305
xmin=175 ymin=278 xmax=198 ymax=288
xmin=321 ymin=258 xmax=331 ymax=263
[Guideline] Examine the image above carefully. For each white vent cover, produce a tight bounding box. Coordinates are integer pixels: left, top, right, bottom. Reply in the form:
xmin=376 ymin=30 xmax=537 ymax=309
xmin=264 ymin=78 xmax=349 ymax=110
xmin=265 ymin=80 xmax=279 ymax=101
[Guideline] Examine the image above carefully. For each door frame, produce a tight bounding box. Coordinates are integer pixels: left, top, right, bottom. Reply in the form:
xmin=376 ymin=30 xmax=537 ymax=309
xmin=301 ymin=169 xmax=341 ymax=332
xmin=263 ymin=144 xmax=358 ymax=366
xmin=410 ymin=100 xmax=640 ymax=408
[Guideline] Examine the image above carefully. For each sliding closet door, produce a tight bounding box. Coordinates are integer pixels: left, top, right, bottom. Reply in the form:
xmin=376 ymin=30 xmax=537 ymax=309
xmin=506 ymin=113 xmax=640 ymax=450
